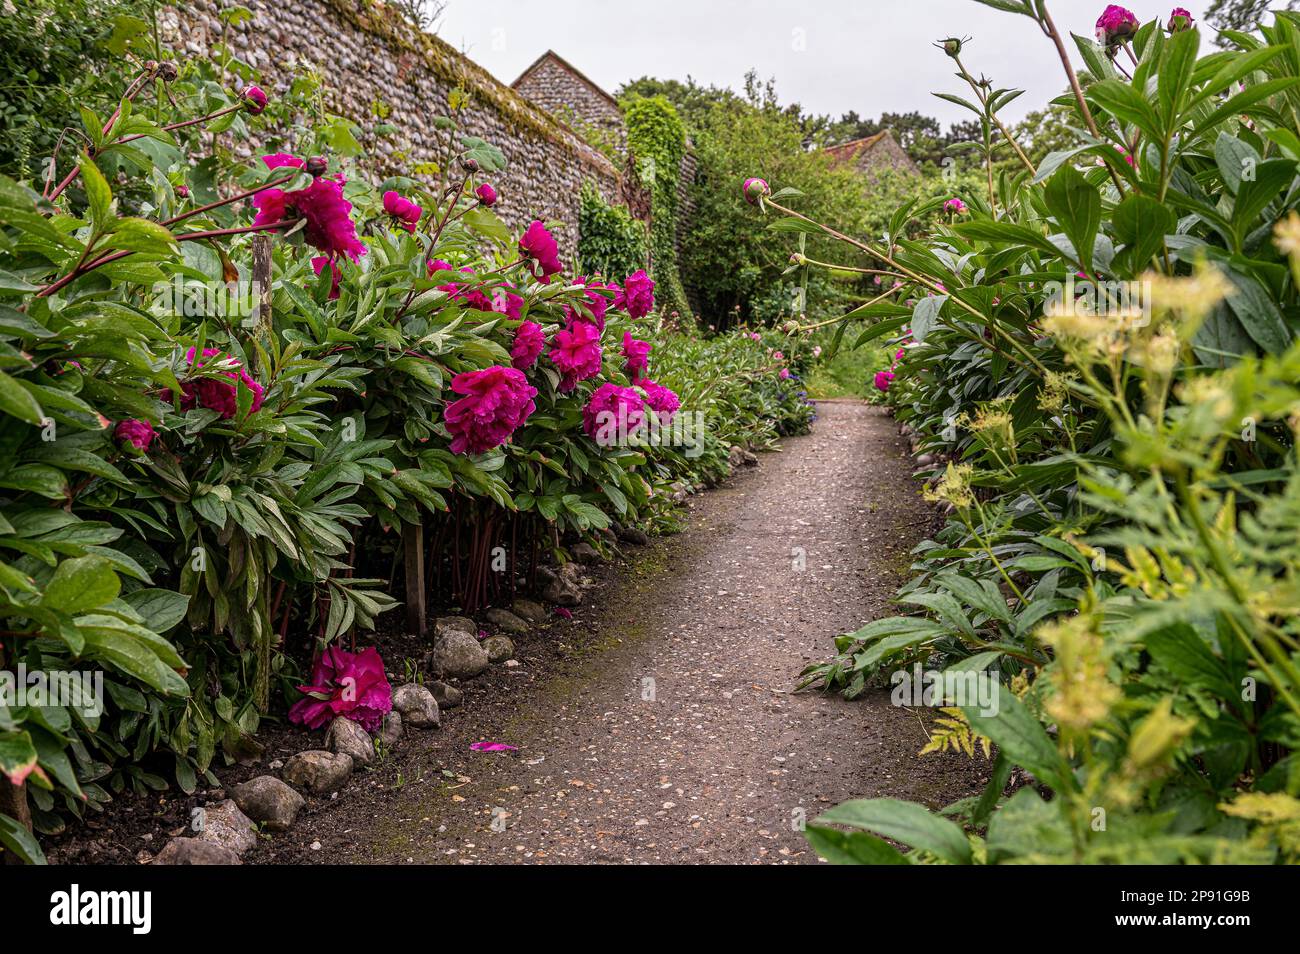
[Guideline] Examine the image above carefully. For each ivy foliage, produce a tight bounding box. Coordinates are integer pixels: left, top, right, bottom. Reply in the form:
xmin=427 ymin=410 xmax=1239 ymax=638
xmin=577 ymin=182 xmax=647 ymax=280
xmin=623 ymin=95 xmax=691 ymax=317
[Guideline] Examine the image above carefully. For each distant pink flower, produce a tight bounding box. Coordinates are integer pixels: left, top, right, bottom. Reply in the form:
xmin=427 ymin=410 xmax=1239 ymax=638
xmin=779 ymin=368 xmax=791 ymax=380
xmin=772 ymin=350 xmax=784 ymax=361
xmin=583 ymin=383 xmax=645 ymax=442
xmin=114 ymin=418 xmax=155 ymax=451
xmin=639 ymin=379 xmax=680 ymax=422
xmin=382 ymin=190 xmax=422 ymax=232
xmin=511 ymin=320 xmax=545 ymax=370
xmin=175 ymin=184 xmax=190 ymax=198
xmin=288 ymin=646 xmax=392 ymax=733
xmin=475 ymin=183 xmax=498 ymax=206
xmin=548 ymin=319 xmax=603 ymax=391
xmin=619 ymin=269 xmax=655 ymax=319
xmin=242 ymin=85 xmax=268 ymax=115
xmin=812 ymin=346 xmax=822 ymax=358
xmin=252 ymin=153 xmax=366 ymax=262
xmin=554 ymin=607 xmax=573 ymax=620
xmin=470 ymin=742 xmax=518 ymax=752
xmin=622 ymin=331 xmax=652 ymax=380
xmin=874 ymin=370 xmax=895 ymax=392
xmin=742 ymin=177 xmax=770 ymax=204
xmin=944 ymin=197 xmax=967 ymax=213
xmin=895 ymin=348 xmax=905 ymax=362
xmin=444 ymin=365 xmax=538 ymax=455
xmin=519 ymin=220 xmax=563 ymax=282
xmin=1096 ymin=4 xmax=1139 ymax=46
xmin=312 ymin=256 xmax=341 ymax=300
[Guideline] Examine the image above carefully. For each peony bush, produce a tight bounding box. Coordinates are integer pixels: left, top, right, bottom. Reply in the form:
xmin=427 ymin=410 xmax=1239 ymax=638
xmin=0 ymin=33 xmax=803 ymax=863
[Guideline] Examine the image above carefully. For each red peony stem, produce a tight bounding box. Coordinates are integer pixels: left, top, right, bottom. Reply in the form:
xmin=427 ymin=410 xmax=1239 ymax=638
xmin=45 ymin=67 xmax=158 ymax=204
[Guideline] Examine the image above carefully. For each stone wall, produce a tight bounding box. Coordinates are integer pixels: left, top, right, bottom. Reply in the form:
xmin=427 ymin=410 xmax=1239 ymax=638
xmin=162 ymin=0 xmax=623 ymax=257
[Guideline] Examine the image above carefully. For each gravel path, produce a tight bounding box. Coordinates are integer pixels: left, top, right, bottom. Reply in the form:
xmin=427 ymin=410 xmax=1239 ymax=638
xmin=259 ymin=401 xmax=988 ymax=864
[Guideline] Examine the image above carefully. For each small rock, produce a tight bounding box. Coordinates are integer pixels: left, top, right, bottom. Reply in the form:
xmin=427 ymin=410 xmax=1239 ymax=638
xmin=283 ymin=750 xmax=353 ymax=795
xmin=540 ymin=562 xmax=582 ymax=606
xmin=741 ymin=450 xmax=759 ymax=466
xmin=429 ymin=681 xmax=463 ymax=709
xmin=510 ymin=598 xmax=547 ymax=622
xmin=393 ymin=682 xmax=441 ymax=727
xmin=231 ymin=776 xmax=304 ymax=832
xmin=267 ymin=760 xmax=283 ymax=770
xmin=432 ymin=631 xmax=490 ymax=680
xmin=151 ymin=837 xmax=241 ymax=865
xmin=434 ymin=615 xmax=476 ymax=639
xmin=195 ymin=799 xmax=256 ymax=855
xmin=728 ymin=445 xmax=746 ymax=468
xmin=326 ymin=716 xmax=375 ymax=767
xmin=570 ymin=541 xmax=604 ymax=564
xmin=484 ymin=607 xmax=528 ymax=634
xmin=376 ymin=710 xmax=403 ymax=747
xmin=916 ymin=453 xmax=936 ymax=467
xmin=617 ymin=526 xmax=650 ymax=546
xmin=482 ymin=635 xmax=515 ymax=663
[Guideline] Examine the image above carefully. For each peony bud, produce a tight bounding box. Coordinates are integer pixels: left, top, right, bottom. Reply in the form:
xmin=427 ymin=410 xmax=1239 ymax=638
xmin=1167 ymin=7 xmax=1194 ymax=31
xmin=305 ymin=155 xmax=328 ymax=177
xmin=158 ymin=62 xmax=178 ymax=82
xmin=939 ymin=37 xmax=963 ymax=57
xmin=242 ymin=85 xmax=269 ymax=115
xmin=461 ymin=156 xmax=480 ymax=173
xmin=475 ymin=182 xmax=498 ymax=206
xmin=175 ymin=184 xmax=190 ymax=198
xmin=742 ymin=177 xmax=771 ymax=205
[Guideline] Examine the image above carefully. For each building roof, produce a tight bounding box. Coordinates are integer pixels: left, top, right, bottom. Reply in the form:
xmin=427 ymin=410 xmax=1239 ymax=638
xmin=824 ymin=131 xmax=892 ymax=164
xmin=511 ymin=50 xmax=622 ymax=111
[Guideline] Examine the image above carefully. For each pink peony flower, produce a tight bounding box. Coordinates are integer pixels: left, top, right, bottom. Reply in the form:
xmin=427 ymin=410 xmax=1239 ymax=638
xmin=619 ymin=269 xmax=655 ymax=319
xmin=382 ymin=190 xmax=422 ymax=232
xmin=639 ymin=379 xmax=680 ymax=422
xmin=511 ymin=320 xmax=545 ymax=370
xmin=772 ymin=350 xmax=784 ymax=361
xmin=288 ymin=646 xmax=392 ymax=733
xmin=252 ymin=154 xmax=366 ymax=263
xmin=812 ymin=346 xmax=822 ymax=358
xmin=114 ymin=418 xmax=156 ymax=451
xmin=621 ymin=331 xmax=652 ymax=380
xmin=873 ymin=370 xmax=895 ymax=392
xmin=583 ymin=382 xmax=645 ymax=442
xmin=742 ymin=177 xmax=770 ymax=204
xmin=749 ymin=332 xmax=762 ymax=341
xmin=518 ymin=220 xmax=563 ymax=282
xmin=444 ymin=365 xmax=538 ymax=455
xmin=470 ymin=741 xmax=518 ymax=752
xmin=548 ymin=319 xmax=603 ymax=391
xmin=242 ymin=85 xmax=268 ymax=115
xmin=780 ymin=368 xmax=792 ymax=380
xmin=312 ymin=256 xmax=341 ymax=300
xmin=1096 ymin=5 xmax=1139 ymax=46
xmin=475 ymin=183 xmax=498 ymax=206
xmin=944 ymin=197 xmax=967 ymax=213
xmin=1167 ymin=7 xmax=1194 ymax=31
xmin=168 ymin=347 xmax=265 ymax=419
xmin=176 ymin=184 xmax=190 ymax=198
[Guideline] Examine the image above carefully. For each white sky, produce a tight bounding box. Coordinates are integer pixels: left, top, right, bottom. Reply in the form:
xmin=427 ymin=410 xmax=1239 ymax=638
xmin=436 ymin=0 xmax=1220 ymax=127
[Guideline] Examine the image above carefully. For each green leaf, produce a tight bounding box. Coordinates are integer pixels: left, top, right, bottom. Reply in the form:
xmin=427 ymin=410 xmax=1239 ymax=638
xmin=816 ymin=797 xmax=972 ymax=864
xmin=1043 ymin=165 xmax=1101 ymax=274
xmin=962 ymin=691 xmax=1070 ymax=793
xmin=911 ymin=295 xmax=945 ymax=343
xmin=805 ymin=825 xmax=909 ymax=865
xmin=42 ymin=555 xmax=120 ymax=614
xmin=0 ymin=370 xmax=44 ymax=425
xmin=78 ymin=153 xmax=115 ymax=236
xmin=0 ymin=730 xmax=39 ymax=785
xmin=0 ymin=811 xmax=46 ymax=864
xmin=986 ymin=787 xmax=1073 ymax=863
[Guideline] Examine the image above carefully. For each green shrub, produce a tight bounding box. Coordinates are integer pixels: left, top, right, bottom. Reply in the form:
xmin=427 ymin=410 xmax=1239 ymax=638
xmin=578 ymin=182 xmax=647 ymax=280
xmin=768 ymin=6 xmax=1300 ymax=864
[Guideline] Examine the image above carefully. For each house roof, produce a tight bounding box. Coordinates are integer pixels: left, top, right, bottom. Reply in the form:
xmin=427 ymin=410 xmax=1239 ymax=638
xmin=824 ymin=131 xmax=892 ymax=164
xmin=511 ymin=50 xmax=622 ymax=111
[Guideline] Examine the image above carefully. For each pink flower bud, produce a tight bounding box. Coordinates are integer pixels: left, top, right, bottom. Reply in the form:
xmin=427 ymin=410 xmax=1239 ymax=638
xmin=242 ymin=85 xmax=268 ymax=115
xmin=742 ymin=177 xmax=770 ymax=205
xmin=475 ymin=183 xmax=498 ymax=206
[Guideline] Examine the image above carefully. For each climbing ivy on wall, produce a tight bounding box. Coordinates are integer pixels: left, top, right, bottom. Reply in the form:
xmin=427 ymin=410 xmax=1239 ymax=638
xmin=577 ymin=183 xmax=648 ymax=280
xmin=624 ymin=95 xmax=691 ymax=317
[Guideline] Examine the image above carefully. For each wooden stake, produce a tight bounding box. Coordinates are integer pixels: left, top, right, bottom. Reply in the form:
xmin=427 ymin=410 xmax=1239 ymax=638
xmin=403 ymin=522 xmax=427 ymax=639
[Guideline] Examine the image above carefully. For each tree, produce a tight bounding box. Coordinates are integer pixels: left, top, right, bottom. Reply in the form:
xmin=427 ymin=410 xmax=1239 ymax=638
xmin=1205 ymin=0 xmax=1298 ymax=44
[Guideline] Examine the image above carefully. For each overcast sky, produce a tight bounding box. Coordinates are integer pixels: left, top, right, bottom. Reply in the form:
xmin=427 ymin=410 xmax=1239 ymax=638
xmin=436 ymin=1 xmax=1219 ymax=127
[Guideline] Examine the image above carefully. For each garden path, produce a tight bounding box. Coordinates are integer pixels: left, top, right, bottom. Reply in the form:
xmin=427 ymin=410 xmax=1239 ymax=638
xmin=257 ymin=401 xmax=987 ymax=864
